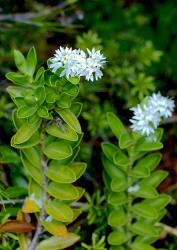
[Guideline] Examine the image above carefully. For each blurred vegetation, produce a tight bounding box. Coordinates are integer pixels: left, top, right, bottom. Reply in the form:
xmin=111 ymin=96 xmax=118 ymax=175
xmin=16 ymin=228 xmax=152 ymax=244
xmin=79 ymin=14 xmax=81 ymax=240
xmin=0 ymin=0 xmax=177 ymax=249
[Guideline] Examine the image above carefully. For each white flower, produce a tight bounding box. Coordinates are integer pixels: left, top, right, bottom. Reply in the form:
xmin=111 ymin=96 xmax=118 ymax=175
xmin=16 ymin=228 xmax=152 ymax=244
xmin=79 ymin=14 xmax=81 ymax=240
xmin=130 ymin=93 xmax=175 ymax=136
xmin=128 ymin=184 xmax=139 ymax=193
xmin=84 ymin=48 xmax=106 ymax=81
xmin=148 ymin=92 xmax=175 ymax=118
xmin=48 ymin=47 xmax=106 ymax=81
xmin=130 ymin=104 xmax=160 ymax=136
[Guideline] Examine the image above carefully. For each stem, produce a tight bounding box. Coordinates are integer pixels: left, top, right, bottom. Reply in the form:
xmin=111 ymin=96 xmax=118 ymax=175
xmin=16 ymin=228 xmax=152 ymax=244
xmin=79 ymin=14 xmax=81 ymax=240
xmin=157 ymin=222 xmax=177 ymax=237
xmin=0 ymin=199 xmax=24 ymax=205
xmin=126 ymin=149 xmax=134 ymax=249
xmin=28 ymin=159 xmax=48 ymax=250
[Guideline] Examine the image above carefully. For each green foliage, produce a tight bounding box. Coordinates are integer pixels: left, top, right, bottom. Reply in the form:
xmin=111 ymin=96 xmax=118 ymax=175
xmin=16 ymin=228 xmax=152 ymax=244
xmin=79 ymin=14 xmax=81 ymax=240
xmin=81 ymin=233 xmax=106 ymax=250
xmin=101 ymin=112 xmax=171 ymax=249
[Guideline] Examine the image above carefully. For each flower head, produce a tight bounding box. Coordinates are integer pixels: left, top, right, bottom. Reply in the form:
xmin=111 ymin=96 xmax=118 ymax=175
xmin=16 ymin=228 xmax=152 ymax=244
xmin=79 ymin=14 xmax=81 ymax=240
xmin=148 ymin=92 xmax=175 ymax=118
xmin=48 ymin=47 xmax=106 ymax=81
xmin=130 ymin=93 xmax=175 ymax=136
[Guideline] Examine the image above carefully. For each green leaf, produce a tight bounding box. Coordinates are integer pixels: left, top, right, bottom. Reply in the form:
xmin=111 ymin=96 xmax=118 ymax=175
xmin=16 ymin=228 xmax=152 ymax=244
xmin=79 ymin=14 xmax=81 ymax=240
xmin=44 ymin=141 xmax=73 ymax=160
xmin=46 ymin=86 xmax=58 ymax=103
xmin=108 ymin=207 xmax=127 ymax=226
xmin=13 ymin=118 xmax=41 ymax=144
xmin=101 ymin=142 xmax=119 ymax=162
xmin=11 ymin=131 xmax=40 ymax=149
xmin=57 ymin=93 xmax=73 ymax=109
xmin=0 ymin=145 xmax=20 ymax=164
xmin=153 ymin=128 xmax=164 ymax=141
xmin=140 ymin=170 xmax=168 ymax=187
xmin=35 ymin=233 xmax=80 ymax=250
xmin=102 ymin=156 xmax=127 ymax=180
xmin=52 ymin=146 xmax=80 ymax=166
xmin=26 ymin=47 xmax=37 ymax=76
xmin=108 ymin=192 xmax=127 ymax=206
xmin=111 ymin=177 xmax=127 ymax=192
xmin=67 ymin=77 xmax=80 ymax=85
xmin=132 ymin=185 xmax=158 ymax=199
xmin=21 ymin=154 xmax=42 ymax=185
xmin=69 ymin=132 xmax=83 ymax=149
xmin=119 ymin=133 xmax=134 ymax=149
xmin=14 ymin=50 xmax=27 ymax=74
xmin=45 ymin=200 xmax=73 ymax=222
xmin=38 ymin=106 xmax=52 ymax=119
xmin=132 ymin=202 xmax=158 ymax=219
xmin=12 ymin=110 xmax=23 ymax=129
xmin=70 ymin=102 xmax=83 ymax=117
xmin=46 ymin=123 xmax=78 ymax=141
xmin=131 ymin=166 xmax=150 ymax=179
xmin=132 ymin=153 xmax=162 ymax=178
xmin=108 ymin=231 xmax=127 ymax=245
xmin=6 ymin=186 xmax=27 ymax=198
xmin=56 ymin=108 xmax=82 ymax=134
xmin=130 ymin=221 xmax=163 ymax=237
xmin=132 ymin=242 xmax=156 ymax=250
xmin=134 ymin=235 xmax=158 ymax=245
xmin=7 ymin=86 xmax=26 ymax=99
xmin=17 ymin=105 xmax=38 ymax=118
xmin=45 ymin=162 xmax=76 ymax=183
xmin=28 ymin=179 xmax=43 ymax=200
xmin=62 ymin=83 xmax=79 ymax=97
xmin=142 ymin=194 xmax=171 ymax=209
xmin=69 ymin=162 xmax=87 ymax=180
xmin=6 ymin=72 xmax=30 ymax=85
xmin=110 ymin=247 xmax=125 ymax=250
xmin=47 ymin=182 xmax=79 ymax=200
xmin=34 ymin=67 xmax=44 ymax=85
xmin=114 ymin=151 xmax=129 ymax=168
xmin=22 ymin=147 xmax=41 ymax=167
xmin=135 ymin=139 xmax=163 ymax=152
xmin=107 ymin=112 xmax=127 ymax=140
xmin=34 ymin=86 xmax=46 ymax=106
xmin=42 ymin=220 xmax=67 ymax=236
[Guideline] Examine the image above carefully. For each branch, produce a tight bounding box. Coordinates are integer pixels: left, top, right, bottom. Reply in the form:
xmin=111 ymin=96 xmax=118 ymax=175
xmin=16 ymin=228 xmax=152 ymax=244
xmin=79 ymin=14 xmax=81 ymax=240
xmin=0 ymin=199 xmax=24 ymax=205
xmin=0 ymin=2 xmax=69 ymax=22
xmin=28 ymin=160 xmax=48 ymax=250
xmin=162 ymin=115 xmax=177 ymax=124
xmin=157 ymin=222 xmax=177 ymax=237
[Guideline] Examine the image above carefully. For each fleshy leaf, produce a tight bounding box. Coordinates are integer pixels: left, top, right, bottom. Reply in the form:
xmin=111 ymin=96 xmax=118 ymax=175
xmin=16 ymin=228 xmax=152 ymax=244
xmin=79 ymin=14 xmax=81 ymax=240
xmin=44 ymin=200 xmax=73 ymax=222
xmin=45 ymin=162 xmax=76 ymax=183
xmin=44 ymin=141 xmax=73 ymax=160
xmin=35 ymin=233 xmax=80 ymax=250
xmin=56 ymin=108 xmax=82 ymax=134
xmin=108 ymin=231 xmax=127 ymax=245
xmin=47 ymin=182 xmax=79 ymax=200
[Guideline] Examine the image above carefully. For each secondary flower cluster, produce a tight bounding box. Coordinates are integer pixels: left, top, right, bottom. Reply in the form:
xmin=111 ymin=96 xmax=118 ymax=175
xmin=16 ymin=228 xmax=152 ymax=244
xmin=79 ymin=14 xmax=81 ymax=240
xmin=130 ymin=93 xmax=175 ymax=136
xmin=48 ymin=47 xmax=106 ymax=81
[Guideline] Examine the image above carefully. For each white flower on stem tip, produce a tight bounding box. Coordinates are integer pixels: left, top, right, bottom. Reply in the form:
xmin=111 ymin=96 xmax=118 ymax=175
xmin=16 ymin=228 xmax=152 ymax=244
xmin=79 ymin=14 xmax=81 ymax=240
xmin=130 ymin=104 xmax=160 ymax=136
xmin=48 ymin=47 xmax=106 ymax=81
xmin=148 ymin=92 xmax=175 ymax=118
xmin=84 ymin=48 xmax=106 ymax=81
xmin=130 ymin=93 xmax=175 ymax=136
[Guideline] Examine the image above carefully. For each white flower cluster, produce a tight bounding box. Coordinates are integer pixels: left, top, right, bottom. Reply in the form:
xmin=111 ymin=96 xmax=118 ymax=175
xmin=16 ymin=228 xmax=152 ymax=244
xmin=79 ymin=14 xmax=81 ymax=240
xmin=48 ymin=47 xmax=106 ymax=81
xmin=130 ymin=93 xmax=175 ymax=136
